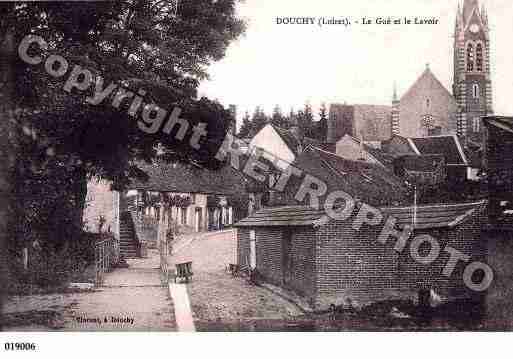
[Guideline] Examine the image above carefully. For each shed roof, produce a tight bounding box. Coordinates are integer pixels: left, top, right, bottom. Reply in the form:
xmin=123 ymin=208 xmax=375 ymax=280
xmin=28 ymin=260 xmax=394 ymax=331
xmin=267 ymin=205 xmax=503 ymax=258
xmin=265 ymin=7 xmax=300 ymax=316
xmin=235 ymin=206 xmax=326 ymax=227
xmin=235 ymin=201 xmax=486 ymax=229
xmin=381 ymin=201 xmax=486 ymax=229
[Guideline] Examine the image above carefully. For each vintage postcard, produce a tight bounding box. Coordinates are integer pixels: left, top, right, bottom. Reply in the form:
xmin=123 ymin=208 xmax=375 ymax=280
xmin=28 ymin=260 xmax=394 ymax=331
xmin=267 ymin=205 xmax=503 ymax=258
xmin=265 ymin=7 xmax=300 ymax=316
xmin=1 ymin=0 xmax=512 ymax=356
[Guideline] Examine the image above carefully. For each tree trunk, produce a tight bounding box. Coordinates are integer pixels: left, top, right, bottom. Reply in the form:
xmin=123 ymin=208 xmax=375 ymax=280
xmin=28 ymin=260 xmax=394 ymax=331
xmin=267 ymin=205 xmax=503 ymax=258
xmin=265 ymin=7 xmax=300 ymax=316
xmin=0 ymin=25 xmax=16 ymax=330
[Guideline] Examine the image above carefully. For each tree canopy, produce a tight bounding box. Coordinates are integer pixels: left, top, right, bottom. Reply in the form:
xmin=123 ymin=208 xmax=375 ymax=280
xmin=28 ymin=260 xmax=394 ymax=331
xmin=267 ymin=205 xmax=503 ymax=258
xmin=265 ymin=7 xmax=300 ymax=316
xmin=0 ymin=1 xmax=246 ymax=252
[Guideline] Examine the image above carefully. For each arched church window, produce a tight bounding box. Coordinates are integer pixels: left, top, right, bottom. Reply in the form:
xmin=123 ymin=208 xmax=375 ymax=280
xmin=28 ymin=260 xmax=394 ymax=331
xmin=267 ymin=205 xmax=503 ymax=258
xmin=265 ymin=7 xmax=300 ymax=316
xmin=467 ymin=43 xmax=474 ymax=72
xmin=476 ymin=43 xmax=483 ymax=72
xmin=473 ymin=84 xmax=480 ymax=98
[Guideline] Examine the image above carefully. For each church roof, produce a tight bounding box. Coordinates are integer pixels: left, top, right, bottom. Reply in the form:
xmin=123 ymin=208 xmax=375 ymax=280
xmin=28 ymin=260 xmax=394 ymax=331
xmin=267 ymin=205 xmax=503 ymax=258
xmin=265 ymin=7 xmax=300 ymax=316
xmin=400 ymin=66 xmax=457 ymax=107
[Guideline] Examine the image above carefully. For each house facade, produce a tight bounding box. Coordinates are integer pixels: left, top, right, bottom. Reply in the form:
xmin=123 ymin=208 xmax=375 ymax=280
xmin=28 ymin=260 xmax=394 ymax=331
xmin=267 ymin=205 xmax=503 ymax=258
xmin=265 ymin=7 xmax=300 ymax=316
xmin=235 ymin=202 xmax=488 ymax=310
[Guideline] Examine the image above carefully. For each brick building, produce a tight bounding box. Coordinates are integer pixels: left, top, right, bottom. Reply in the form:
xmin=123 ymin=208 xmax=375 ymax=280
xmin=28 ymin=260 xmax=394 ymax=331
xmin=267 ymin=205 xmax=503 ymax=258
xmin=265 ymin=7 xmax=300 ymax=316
xmin=235 ymin=201 xmax=488 ymax=310
xmin=483 ymin=116 xmax=513 ymax=218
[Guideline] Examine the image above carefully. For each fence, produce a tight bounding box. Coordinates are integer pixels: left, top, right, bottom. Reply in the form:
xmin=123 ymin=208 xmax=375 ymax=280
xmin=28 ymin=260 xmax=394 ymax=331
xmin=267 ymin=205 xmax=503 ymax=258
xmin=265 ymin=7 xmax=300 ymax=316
xmin=94 ymin=235 xmax=119 ymax=286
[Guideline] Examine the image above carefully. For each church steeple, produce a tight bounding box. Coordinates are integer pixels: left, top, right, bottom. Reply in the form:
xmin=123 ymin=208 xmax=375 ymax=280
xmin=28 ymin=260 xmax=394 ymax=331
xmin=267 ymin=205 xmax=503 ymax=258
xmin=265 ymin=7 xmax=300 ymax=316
xmin=453 ymin=0 xmax=493 ymax=143
xmin=462 ymin=0 xmax=479 ymax=24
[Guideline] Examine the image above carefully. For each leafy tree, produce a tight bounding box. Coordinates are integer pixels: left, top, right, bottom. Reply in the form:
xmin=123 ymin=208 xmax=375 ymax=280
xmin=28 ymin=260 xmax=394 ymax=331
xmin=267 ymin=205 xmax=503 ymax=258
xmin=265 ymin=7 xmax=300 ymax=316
xmin=317 ymin=102 xmax=328 ymax=141
xmin=299 ymin=101 xmax=314 ymax=138
xmin=249 ymin=106 xmax=268 ymax=137
xmin=0 ymin=1 xmax=246 ymax=257
xmin=238 ymin=111 xmax=252 ymax=138
xmin=283 ymin=108 xmax=296 ymax=130
xmin=271 ymin=104 xmax=286 ymax=129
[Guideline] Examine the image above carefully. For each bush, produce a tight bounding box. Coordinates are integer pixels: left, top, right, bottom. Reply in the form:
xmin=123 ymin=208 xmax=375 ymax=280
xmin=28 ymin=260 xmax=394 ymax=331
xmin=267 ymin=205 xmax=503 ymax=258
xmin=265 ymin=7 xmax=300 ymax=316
xmin=6 ymin=231 xmax=100 ymax=294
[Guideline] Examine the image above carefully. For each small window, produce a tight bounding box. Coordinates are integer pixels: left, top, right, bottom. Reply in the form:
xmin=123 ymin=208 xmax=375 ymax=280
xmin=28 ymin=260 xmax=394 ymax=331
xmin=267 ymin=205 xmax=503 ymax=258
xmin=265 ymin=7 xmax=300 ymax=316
xmin=473 ymin=84 xmax=480 ymax=98
xmin=472 ymin=118 xmax=481 ymax=133
xmin=467 ymin=43 xmax=475 ymax=72
xmin=426 ymin=99 xmax=430 ymax=108
xmin=181 ymin=207 xmax=187 ymax=224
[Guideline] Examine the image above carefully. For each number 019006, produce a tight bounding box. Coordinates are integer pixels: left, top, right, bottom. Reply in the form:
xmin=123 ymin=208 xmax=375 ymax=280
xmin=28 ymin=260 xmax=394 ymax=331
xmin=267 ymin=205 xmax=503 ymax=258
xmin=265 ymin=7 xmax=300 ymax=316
xmin=4 ymin=342 xmax=36 ymax=351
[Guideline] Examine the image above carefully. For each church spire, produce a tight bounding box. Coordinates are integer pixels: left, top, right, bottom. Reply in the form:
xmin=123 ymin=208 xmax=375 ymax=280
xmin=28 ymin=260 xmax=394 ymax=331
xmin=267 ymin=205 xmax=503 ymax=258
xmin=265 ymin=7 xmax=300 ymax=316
xmin=462 ymin=0 xmax=479 ymax=24
xmin=393 ymin=82 xmax=398 ymax=102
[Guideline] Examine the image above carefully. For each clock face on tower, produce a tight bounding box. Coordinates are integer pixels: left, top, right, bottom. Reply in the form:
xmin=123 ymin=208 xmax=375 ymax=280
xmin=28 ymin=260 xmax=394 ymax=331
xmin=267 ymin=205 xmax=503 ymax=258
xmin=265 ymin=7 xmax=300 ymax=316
xmin=470 ymin=24 xmax=480 ymax=33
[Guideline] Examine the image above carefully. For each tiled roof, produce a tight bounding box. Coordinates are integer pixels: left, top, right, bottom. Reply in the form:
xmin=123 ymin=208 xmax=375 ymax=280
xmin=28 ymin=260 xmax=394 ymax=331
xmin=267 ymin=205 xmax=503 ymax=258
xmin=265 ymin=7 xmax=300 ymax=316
xmin=235 ymin=206 xmax=325 ymax=227
xmin=314 ymin=143 xmax=336 ymax=153
xmin=397 ymin=154 xmax=445 ymax=172
xmin=483 ymin=116 xmax=513 ymax=134
xmin=346 ymin=135 xmax=395 ymax=167
xmin=235 ymin=201 xmax=486 ymax=229
xmin=410 ymin=135 xmax=467 ymax=166
xmin=382 ymin=135 xmax=416 ymax=158
xmin=273 ymin=125 xmax=320 ymax=155
xmin=291 ymin=147 xmax=409 ymax=206
xmin=381 ymin=201 xmax=486 ymax=229
xmin=128 ymin=160 xmax=248 ymax=195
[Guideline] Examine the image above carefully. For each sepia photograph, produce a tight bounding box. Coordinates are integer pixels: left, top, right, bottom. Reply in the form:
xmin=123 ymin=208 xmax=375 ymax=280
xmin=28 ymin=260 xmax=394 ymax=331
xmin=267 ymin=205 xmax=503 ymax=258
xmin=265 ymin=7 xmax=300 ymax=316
xmin=1 ymin=0 xmax=513 ymax=355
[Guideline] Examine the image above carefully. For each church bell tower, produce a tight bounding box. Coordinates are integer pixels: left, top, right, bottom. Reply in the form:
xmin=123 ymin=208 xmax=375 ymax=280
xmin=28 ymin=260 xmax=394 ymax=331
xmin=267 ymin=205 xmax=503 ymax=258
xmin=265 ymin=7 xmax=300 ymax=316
xmin=453 ymin=0 xmax=493 ymax=144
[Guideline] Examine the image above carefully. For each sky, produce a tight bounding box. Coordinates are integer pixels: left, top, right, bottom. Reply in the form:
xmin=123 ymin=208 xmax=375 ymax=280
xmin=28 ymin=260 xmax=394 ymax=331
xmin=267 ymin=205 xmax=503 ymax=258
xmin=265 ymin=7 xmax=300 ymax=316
xmin=198 ymin=0 xmax=513 ymax=127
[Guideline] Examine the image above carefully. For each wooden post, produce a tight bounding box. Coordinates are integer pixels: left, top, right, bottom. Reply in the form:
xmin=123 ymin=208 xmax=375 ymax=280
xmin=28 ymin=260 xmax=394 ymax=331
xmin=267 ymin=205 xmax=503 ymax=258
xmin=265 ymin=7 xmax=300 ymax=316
xmin=22 ymin=247 xmax=28 ymax=270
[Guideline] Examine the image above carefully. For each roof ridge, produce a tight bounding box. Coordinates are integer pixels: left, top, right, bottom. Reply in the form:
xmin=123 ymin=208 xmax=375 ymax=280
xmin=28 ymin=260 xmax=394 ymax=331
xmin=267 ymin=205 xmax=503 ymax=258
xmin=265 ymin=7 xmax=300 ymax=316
xmin=400 ymin=68 xmax=456 ymax=105
xmin=380 ymin=200 xmax=486 ymax=211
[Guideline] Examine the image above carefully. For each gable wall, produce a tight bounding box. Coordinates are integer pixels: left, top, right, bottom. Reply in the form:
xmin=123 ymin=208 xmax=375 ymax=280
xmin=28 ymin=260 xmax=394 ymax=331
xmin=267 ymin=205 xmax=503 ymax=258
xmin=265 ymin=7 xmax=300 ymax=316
xmin=249 ymin=125 xmax=296 ymax=165
xmin=335 ymin=136 xmax=382 ymax=166
xmin=399 ymin=76 xmax=459 ymax=138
